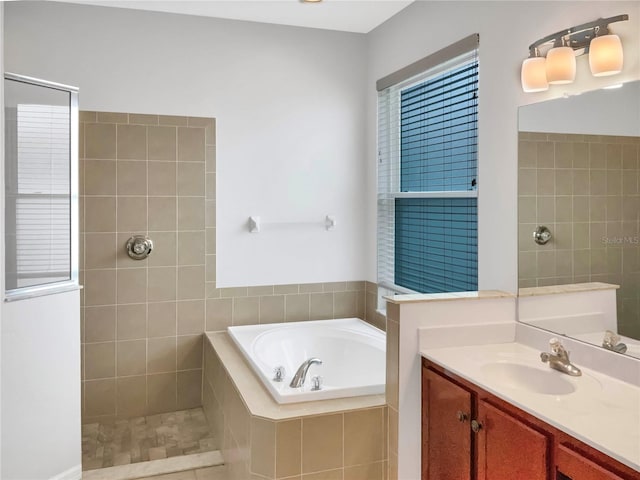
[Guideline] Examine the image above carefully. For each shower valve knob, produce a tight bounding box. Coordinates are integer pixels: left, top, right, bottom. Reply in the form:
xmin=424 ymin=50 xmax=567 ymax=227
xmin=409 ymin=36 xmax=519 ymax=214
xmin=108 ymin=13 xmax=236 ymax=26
xmin=126 ymin=235 xmax=153 ymax=260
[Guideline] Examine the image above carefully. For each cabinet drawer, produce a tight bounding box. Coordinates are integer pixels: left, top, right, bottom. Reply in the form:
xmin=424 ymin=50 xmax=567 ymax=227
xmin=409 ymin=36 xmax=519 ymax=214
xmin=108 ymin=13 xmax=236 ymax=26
xmin=556 ymin=444 xmax=626 ymax=480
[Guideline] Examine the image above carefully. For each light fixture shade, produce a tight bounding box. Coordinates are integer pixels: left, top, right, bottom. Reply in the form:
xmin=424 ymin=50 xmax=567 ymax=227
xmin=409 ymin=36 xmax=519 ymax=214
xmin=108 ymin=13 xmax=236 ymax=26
xmin=589 ymin=34 xmax=624 ymax=77
xmin=521 ymin=57 xmax=549 ymax=92
xmin=546 ymin=46 xmax=576 ymax=84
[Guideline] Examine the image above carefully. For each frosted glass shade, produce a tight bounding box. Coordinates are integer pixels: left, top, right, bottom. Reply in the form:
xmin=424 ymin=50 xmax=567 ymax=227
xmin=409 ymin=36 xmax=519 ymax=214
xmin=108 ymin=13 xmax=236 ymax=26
xmin=521 ymin=57 xmax=549 ymax=92
xmin=589 ymin=34 xmax=624 ymax=77
xmin=546 ymin=46 xmax=576 ymax=84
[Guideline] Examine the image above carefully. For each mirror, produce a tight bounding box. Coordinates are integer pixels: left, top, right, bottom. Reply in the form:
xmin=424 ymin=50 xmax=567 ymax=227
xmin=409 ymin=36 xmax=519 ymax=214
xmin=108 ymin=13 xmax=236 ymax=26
xmin=518 ymin=80 xmax=640 ymax=358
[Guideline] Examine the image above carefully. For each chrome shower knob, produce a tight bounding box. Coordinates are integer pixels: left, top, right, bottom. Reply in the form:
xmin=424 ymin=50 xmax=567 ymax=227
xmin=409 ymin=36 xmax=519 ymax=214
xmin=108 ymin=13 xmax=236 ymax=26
xmin=533 ymin=226 xmax=552 ymax=245
xmin=126 ymin=235 xmax=153 ymax=260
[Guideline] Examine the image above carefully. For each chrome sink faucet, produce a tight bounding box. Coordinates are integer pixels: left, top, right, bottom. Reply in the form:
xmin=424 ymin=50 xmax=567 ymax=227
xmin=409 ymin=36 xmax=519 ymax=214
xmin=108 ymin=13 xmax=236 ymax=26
xmin=290 ymin=358 xmax=322 ymax=388
xmin=602 ymin=330 xmax=627 ymax=354
xmin=540 ymin=338 xmax=582 ymax=376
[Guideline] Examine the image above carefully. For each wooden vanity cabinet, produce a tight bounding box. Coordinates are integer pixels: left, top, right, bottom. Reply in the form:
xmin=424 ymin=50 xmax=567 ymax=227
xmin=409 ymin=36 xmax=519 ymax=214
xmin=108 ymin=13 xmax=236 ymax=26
xmin=422 ymin=358 xmax=639 ymax=480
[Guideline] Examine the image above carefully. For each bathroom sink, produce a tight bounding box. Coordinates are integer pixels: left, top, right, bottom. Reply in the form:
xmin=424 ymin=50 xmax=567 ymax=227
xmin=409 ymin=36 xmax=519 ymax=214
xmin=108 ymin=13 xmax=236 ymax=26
xmin=480 ymin=361 xmax=576 ymax=395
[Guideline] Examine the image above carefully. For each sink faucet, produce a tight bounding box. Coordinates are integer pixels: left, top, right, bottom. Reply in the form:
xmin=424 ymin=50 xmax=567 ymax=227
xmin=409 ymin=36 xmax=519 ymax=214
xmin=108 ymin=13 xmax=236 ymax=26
xmin=602 ymin=330 xmax=627 ymax=354
xmin=540 ymin=338 xmax=581 ymax=376
xmin=290 ymin=358 xmax=322 ymax=388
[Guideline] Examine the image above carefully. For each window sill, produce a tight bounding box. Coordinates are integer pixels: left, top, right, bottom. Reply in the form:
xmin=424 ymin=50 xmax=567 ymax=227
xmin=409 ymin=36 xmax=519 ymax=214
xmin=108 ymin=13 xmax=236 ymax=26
xmin=5 ymin=282 xmax=82 ymax=302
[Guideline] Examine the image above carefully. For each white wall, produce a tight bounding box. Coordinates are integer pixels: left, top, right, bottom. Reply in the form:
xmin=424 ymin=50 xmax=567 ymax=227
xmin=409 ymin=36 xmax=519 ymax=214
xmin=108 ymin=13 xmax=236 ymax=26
xmin=1 ymin=291 xmax=81 ymax=480
xmin=3 ymin=6 xmax=82 ymax=479
xmin=366 ymin=1 xmax=640 ymax=294
xmin=520 ymin=80 xmax=640 ymax=136
xmin=4 ymin=1 xmax=368 ymax=287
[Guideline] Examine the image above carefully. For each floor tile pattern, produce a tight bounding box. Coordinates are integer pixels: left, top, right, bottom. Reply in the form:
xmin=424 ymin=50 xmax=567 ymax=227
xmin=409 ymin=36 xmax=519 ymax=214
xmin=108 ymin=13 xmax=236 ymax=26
xmin=82 ymin=408 xmax=217 ymax=470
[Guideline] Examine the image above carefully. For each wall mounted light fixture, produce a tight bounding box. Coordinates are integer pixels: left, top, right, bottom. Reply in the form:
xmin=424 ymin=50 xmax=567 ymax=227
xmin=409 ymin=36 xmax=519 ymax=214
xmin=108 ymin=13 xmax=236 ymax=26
xmin=521 ymin=14 xmax=628 ymax=93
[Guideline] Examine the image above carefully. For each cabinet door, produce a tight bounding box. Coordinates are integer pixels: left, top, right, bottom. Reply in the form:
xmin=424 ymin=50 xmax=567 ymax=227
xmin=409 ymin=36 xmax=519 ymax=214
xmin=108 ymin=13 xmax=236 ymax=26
xmin=476 ymin=400 xmax=550 ymax=480
xmin=556 ymin=444 xmax=626 ymax=480
xmin=422 ymin=368 xmax=472 ymax=480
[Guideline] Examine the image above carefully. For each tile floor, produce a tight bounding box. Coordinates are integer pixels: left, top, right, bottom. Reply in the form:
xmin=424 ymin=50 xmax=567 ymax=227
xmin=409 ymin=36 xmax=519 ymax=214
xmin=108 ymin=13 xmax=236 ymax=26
xmin=82 ymin=408 xmax=217 ymax=470
xmin=140 ymin=466 xmax=228 ymax=480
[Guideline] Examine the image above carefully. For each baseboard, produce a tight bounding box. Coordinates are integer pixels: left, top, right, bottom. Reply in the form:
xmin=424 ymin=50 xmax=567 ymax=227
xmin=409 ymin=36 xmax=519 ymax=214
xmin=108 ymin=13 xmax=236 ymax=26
xmin=49 ymin=464 xmax=82 ymax=480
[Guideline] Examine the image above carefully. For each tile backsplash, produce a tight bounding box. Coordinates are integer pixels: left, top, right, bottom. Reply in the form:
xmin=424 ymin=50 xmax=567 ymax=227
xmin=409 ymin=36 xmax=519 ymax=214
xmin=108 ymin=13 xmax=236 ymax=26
xmin=80 ymin=111 xmax=384 ymax=423
xmin=518 ymin=132 xmax=640 ymax=337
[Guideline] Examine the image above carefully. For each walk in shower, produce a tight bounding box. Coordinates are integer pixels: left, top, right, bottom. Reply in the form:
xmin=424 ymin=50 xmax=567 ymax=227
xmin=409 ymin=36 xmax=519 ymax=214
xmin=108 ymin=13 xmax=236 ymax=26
xmin=78 ymin=110 xmax=220 ymax=478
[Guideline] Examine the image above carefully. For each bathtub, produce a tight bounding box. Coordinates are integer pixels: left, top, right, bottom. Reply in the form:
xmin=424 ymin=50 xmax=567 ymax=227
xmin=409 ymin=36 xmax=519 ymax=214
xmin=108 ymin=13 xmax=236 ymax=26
xmin=227 ymin=318 xmax=386 ymax=404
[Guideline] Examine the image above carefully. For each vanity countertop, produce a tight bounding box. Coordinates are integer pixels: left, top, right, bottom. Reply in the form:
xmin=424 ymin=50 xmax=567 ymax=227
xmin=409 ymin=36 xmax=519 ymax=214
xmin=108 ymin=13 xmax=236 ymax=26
xmin=420 ymin=342 xmax=640 ymax=472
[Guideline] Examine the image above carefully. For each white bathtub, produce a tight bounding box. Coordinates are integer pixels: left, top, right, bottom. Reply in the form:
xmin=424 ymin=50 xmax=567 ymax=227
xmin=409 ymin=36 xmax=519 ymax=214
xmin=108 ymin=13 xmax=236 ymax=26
xmin=227 ymin=318 xmax=386 ymax=404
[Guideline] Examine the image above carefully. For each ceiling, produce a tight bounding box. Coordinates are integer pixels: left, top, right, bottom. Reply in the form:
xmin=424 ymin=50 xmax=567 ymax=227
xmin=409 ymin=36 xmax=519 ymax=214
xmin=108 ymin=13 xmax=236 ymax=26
xmin=59 ymin=0 xmax=415 ymax=33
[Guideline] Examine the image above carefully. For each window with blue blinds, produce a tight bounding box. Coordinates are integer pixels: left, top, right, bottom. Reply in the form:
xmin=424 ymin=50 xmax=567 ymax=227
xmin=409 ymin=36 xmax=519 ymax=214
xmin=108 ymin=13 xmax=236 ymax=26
xmin=377 ymin=36 xmax=478 ymax=297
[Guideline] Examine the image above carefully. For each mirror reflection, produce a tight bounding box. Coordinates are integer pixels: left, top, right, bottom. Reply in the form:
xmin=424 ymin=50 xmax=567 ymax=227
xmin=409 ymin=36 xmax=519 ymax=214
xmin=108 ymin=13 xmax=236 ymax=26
xmin=518 ymin=81 xmax=640 ymax=358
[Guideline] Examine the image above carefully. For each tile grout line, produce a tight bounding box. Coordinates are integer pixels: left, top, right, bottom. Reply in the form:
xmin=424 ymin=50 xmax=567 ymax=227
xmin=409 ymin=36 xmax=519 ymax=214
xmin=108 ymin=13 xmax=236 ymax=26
xmin=175 ymin=124 xmax=179 ymax=409
xmin=114 ymin=117 xmax=120 ymax=419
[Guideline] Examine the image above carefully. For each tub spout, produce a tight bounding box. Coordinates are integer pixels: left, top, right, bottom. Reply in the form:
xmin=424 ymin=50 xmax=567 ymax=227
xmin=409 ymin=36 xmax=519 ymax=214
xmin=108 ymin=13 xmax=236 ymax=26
xmin=290 ymin=358 xmax=322 ymax=388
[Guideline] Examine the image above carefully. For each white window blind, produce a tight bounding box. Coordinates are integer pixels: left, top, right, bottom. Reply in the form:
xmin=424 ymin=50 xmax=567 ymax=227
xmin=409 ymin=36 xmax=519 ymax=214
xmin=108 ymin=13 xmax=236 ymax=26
xmin=377 ymin=37 xmax=479 ymax=297
xmin=6 ymin=104 xmax=71 ymax=288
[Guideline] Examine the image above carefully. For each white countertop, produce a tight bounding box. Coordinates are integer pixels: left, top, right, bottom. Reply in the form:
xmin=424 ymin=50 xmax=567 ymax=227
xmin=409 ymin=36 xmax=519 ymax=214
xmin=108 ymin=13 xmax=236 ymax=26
xmin=421 ymin=342 xmax=640 ymax=472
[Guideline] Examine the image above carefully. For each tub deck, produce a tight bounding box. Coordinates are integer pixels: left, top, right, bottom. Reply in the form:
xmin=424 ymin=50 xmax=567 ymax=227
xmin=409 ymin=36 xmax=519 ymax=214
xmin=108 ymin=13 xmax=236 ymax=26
xmin=206 ymin=331 xmax=385 ymax=420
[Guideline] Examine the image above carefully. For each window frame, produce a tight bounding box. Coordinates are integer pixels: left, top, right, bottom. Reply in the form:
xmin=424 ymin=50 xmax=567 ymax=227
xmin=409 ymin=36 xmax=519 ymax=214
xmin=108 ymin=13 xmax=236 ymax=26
xmin=4 ymin=73 xmax=80 ymax=302
xmin=376 ymin=41 xmax=479 ymax=305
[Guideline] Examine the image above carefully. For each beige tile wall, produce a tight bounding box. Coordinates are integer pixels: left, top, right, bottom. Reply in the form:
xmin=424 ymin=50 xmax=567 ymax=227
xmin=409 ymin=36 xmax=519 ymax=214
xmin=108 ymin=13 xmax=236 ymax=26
xmin=205 ymin=281 xmax=381 ymax=332
xmin=203 ymin=339 xmax=388 ymax=480
xmin=80 ymin=112 xmax=214 ymax=423
xmin=385 ymin=303 xmax=399 ymax=480
xmin=80 ymin=111 xmax=384 ymax=424
xmin=518 ymin=132 xmax=640 ymax=338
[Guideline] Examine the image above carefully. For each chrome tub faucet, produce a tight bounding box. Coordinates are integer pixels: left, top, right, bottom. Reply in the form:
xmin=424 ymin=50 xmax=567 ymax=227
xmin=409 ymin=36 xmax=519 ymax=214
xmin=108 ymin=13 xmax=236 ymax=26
xmin=290 ymin=358 xmax=322 ymax=388
xmin=540 ymin=338 xmax=582 ymax=376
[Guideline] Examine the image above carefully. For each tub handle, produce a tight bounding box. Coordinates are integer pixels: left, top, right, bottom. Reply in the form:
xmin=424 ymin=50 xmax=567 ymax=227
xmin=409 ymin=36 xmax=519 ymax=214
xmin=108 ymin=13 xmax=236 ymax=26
xmin=311 ymin=375 xmax=322 ymax=391
xmin=273 ymin=366 xmax=285 ymax=382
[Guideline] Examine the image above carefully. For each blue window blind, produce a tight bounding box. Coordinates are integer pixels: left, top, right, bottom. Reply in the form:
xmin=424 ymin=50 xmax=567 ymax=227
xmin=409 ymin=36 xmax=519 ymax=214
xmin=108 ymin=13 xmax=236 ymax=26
xmin=377 ymin=44 xmax=478 ymax=296
xmin=395 ymin=198 xmax=477 ymax=292
xmin=400 ymin=62 xmax=478 ymax=193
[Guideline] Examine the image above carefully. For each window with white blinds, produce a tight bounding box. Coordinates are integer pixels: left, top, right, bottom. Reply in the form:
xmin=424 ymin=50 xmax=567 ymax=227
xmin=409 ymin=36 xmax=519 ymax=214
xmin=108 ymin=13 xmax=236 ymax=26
xmin=5 ymin=76 xmax=75 ymax=294
xmin=377 ymin=36 xmax=479 ymax=297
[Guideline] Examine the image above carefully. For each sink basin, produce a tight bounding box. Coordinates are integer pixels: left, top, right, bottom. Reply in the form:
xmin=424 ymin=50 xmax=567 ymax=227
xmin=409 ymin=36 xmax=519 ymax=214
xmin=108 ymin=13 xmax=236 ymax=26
xmin=481 ymin=362 xmax=576 ymax=395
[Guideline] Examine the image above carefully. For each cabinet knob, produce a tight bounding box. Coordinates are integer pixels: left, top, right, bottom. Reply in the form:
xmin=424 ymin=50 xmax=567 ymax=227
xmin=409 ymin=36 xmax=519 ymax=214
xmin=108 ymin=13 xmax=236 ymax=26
xmin=456 ymin=410 xmax=469 ymax=423
xmin=471 ymin=419 xmax=483 ymax=433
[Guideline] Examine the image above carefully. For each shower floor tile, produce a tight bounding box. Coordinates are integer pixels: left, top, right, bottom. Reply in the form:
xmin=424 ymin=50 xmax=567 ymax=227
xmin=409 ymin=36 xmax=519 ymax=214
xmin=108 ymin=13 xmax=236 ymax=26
xmin=82 ymin=408 xmax=217 ymax=471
